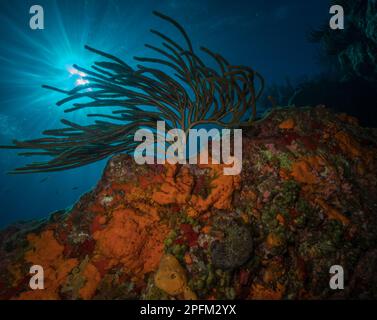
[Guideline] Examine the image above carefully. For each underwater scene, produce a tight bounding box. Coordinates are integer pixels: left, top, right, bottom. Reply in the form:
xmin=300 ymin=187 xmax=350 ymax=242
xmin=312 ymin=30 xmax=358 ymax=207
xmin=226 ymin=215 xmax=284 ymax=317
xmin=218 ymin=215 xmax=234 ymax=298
xmin=0 ymin=0 xmax=377 ymax=303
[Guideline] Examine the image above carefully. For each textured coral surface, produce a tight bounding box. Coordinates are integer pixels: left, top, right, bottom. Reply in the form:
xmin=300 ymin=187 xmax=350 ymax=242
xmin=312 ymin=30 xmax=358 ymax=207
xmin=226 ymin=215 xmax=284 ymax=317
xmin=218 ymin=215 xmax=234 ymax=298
xmin=1 ymin=106 xmax=377 ymax=300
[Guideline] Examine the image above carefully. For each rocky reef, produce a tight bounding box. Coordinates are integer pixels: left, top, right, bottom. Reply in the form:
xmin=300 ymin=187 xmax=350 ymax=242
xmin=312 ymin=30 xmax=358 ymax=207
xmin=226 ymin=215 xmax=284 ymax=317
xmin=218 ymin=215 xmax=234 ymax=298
xmin=1 ymin=106 xmax=377 ymax=300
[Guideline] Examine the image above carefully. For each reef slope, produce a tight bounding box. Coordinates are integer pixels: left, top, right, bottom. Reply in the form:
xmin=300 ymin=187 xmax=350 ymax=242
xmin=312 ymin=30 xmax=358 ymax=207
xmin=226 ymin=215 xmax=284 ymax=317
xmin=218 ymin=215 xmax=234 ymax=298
xmin=1 ymin=106 xmax=377 ymax=300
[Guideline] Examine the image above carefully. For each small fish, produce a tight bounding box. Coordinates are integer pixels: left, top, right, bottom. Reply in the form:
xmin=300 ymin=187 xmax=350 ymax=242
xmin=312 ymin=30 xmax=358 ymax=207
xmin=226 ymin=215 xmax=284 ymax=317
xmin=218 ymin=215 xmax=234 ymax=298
xmin=72 ymin=187 xmax=79 ymax=190
xmin=39 ymin=177 xmax=49 ymax=183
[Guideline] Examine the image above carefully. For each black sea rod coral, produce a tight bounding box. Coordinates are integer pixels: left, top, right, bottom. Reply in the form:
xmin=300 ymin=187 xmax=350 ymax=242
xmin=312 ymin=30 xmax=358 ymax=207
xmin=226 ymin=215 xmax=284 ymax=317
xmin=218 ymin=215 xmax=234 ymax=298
xmin=1 ymin=11 xmax=264 ymax=173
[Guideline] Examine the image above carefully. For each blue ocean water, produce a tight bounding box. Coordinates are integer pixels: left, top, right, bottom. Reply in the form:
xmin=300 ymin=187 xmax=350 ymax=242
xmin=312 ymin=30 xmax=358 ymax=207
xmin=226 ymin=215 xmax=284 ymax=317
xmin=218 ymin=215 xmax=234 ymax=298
xmin=0 ymin=0 xmax=329 ymax=227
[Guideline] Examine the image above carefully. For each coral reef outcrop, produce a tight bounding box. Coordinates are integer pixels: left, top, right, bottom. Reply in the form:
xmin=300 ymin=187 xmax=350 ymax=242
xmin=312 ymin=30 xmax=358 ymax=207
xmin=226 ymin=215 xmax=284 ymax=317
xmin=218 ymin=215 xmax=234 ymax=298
xmin=1 ymin=106 xmax=377 ymax=300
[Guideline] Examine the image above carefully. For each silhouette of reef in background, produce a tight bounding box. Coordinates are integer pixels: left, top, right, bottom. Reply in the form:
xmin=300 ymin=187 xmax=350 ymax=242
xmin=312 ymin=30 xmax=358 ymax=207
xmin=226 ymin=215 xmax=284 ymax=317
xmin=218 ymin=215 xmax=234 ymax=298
xmin=310 ymin=0 xmax=377 ymax=83
xmin=1 ymin=106 xmax=377 ymax=300
xmin=260 ymin=1 xmax=377 ymax=128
